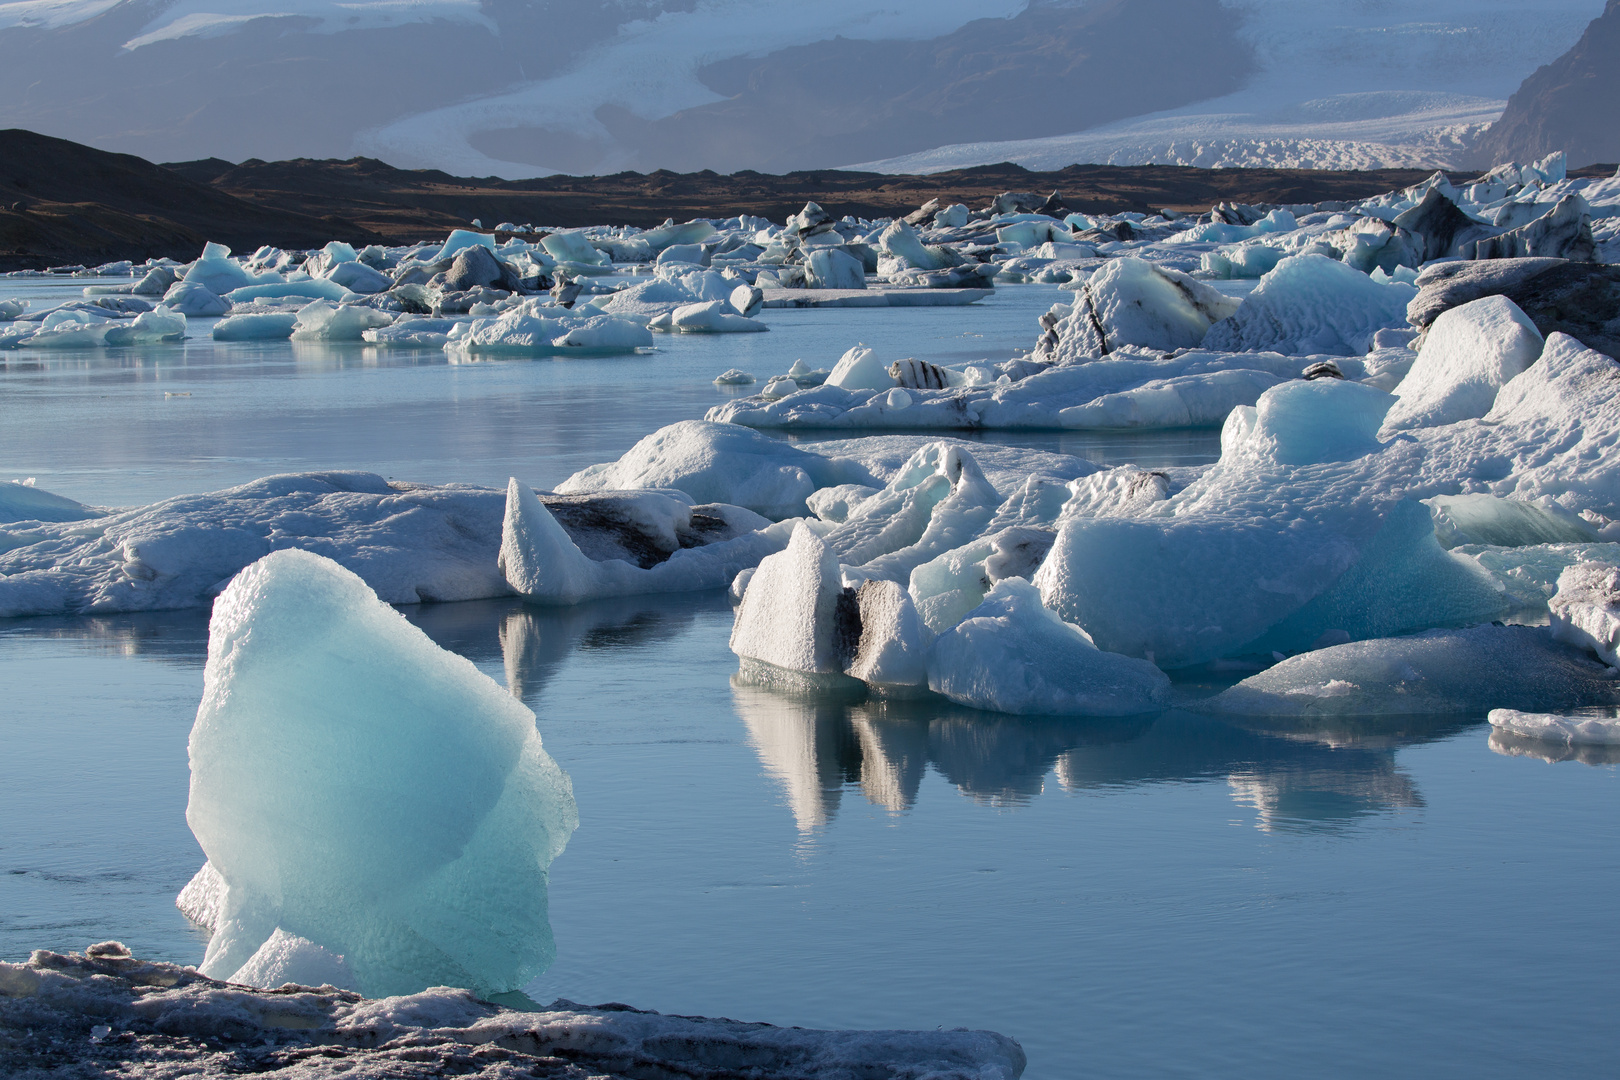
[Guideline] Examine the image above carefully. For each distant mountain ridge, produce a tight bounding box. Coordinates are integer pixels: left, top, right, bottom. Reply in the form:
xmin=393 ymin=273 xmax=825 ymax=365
xmin=1472 ymin=0 xmax=1620 ymax=167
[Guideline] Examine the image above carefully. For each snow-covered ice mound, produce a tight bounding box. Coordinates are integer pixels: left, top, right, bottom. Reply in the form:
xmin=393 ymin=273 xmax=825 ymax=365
xmin=1033 ymin=378 xmax=1511 ymax=667
xmin=0 ymin=471 xmax=510 ymax=618
xmin=926 ymin=579 xmax=1169 ymax=716
xmin=1547 ymin=560 xmax=1620 ymax=667
xmin=708 ymin=348 xmax=1399 ymax=432
xmin=0 ymin=946 xmax=1024 ymax=1080
xmin=1201 ymin=253 xmax=1416 ymax=356
xmin=1382 ymin=295 xmax=1544 ymax=432
xmin=1207 ymin=625 xmax=1620 ymax=717
xmin=1034 ymin=257 xmax=1241 ymax=360
xmin=557 ymin=420 xmax=877 ymax=518
xmin=0 ymin=479 xmax=101 ymax=524
xmin=183 ymin=549 xmax=577 ymax=997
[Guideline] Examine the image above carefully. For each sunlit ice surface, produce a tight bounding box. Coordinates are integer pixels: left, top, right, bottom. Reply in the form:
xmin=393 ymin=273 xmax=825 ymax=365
xmin=2 ymin=277 xmax=1616 ymax=1078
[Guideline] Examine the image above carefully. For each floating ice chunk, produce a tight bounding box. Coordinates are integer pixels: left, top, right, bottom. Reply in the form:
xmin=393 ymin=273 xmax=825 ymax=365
xmin=804 ymin=248 xmax=866 ymax=290
xmin=323 ymin=260 xmax=391 ymax=294
xmin=434 ymin=229 xmax=497 ymax=263
xmin=539 ymin=229 xmax=610 ymax=268
xmin=878 ymin=220 xmax=951 ymax=271
xmin=730 ymin=284 xmax=763 ymax=317
xmin=826 ymin=344 xmax=897 ymax=391
xmin=730 ymin=522 xmax=853 ymax=675
xmin=655 ymin=243 xmax=707 ymax=266
xmin=185 ymin=549 xmax=576 ymax=997
xmin=713 ymin=368 xmax=756 ymax=385
xmin=1040 ymin=257 xmax=1240 ymax=360
xmin=499 ymin=479 xmax=788 ymax=605
xmin=828 ymin=442 xmax=1001 ymax=581
xmin=639 ymin=220 xmax=717 ymax=252
xmin=212 ymin=311 xmax=296 ymax=341
xmin=926 ymin=579 xmax=1168 ymax=716
xmin=182 ymin=242 xmax=255 ymax=295
xmin=1548 ymin=561 xmax=1620 ymax=667
xmin=0 ymin=472 xmax=511 ymax=618
xmin=1383 ymin=296 xmax=1543 ymax=431
xmin=1206 ymin=625 xmax=1620 ymax=716
xmin=669 ymin=300 xmax=767 ymax=333
xmin=884 ymin=388 xmax=912 ymax=409
xmin=761 ymin=375 xmax=800 ymax=399
xmin=1415 ymin=334 xmax=1620 ymax=516
xmin=846 ymin=578 xmax=931 ymax=691
xmin=1203 ymin=254 xmax=1416 ymax=356
xmin=228 ymin=927 xmax=359 ymax=992
xmin=226 ymin=279 xmax=354 ymax=303
xmin=1489 ymin=708 xmax=1620 ymax=746
xmin=0 ymin=298 xmax=26 ymax=320
xmin=558 ymin=420 xmax=875 ymax=519
xmin=162 ymin=281 xmax=231 ymax=316
xmin=445 ymin=309 xmax=651 ymax=354
xmin=553 ymin=314 xmax=657 ymax=350
xmin=1033 ymin=379 xmax=1503 ymax=667
xmin=291 ymin=300 xmax=395 ymax=341
xmin=1200 ymin=244 xmax=1285 ymax=280
xmin=0 ymin=479 xmax=100 ymax=524
xmin=362 ymin=316 xmax=462 ymax=347
xmin=934 ymin=203 xmax=969 ymax=228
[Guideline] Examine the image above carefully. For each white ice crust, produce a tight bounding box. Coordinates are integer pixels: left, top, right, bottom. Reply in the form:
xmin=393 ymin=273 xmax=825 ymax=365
xmin=1383 ymin=295 xmax=1544 ymax=431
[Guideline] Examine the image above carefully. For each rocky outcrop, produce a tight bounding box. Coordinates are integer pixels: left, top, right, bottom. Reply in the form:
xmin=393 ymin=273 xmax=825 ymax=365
xmin=1471 ymin=0 xmax=1620 ymax=168
xmin=1408 ymin=258 xmax=1620 ymax=358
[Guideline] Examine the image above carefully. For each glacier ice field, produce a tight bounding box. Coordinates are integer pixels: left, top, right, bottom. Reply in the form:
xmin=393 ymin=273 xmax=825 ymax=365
xmin=5 ymin=171 xmax=1620 ymax=1077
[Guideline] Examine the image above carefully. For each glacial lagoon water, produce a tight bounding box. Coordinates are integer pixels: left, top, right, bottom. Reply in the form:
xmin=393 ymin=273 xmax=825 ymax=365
xmin=2 ymin=279 xmax=1616 ymax=1078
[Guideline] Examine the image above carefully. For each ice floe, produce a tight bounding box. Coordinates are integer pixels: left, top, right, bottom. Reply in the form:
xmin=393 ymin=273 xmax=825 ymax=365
xmin=182 ymin=549 xmax=576 ymax=996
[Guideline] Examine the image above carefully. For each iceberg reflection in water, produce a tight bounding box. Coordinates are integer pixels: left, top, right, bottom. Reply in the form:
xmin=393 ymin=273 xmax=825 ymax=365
xmin=6 ymin=592 xmax=1619 ymax=1080
xmin=728 ymin=672 xmax=1467 ymax=833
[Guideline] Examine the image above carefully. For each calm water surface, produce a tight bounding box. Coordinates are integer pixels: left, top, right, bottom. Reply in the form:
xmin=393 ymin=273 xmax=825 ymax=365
xmin=1 ymin=279 xmax=1614 ymax=1078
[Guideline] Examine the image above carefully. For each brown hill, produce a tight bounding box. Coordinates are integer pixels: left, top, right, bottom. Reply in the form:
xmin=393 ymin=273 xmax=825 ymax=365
xmin=1471 ymin=0 xmax=1620 ymax=168
xmin=0 ymin=129 xmax=380 ymax=270
xmin=10 ymin=127 xmax=1608 ymax=271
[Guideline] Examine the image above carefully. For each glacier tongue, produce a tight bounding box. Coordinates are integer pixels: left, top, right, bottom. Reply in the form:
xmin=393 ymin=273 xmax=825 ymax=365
xmin=184 ymin=548 xmax=577 ymax=998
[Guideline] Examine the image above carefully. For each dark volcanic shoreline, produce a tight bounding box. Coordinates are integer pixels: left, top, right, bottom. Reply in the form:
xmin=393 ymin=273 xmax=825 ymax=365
xmin=2 ymin=128 xmax=1615 ymax=271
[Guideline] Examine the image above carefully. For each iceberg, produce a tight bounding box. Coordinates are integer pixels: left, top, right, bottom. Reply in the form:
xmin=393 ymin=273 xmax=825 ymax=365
xmin=1036 ymin=257 xmax=1240 ymax=360
xmin=0 ymin=471 xmax=511 ymax=618
xmin=1382 ymin=295 xmax=1543 ymax=432
xmin=730 ymin=522 xmax=855 ymax=677
xmin=664 ymin=299 xmax=767 ymax=333
xmin=1033 ymin=378 xmax=1510 ymax=667
xmin=804 ymin=248 xmax=866 ymax=290
xmin=1547 ymin=560 xmax=1620 ymax=667
xmin=499 ymin=479 xmax=791 ymax=604
xmin=557 ymin=420 xmax=877 ymax=519
xmin=446 ymin=308 xmax=653 ymax=354
xmin=161 ymin=280 xmax=232 ymax=317
xmin=212 ymin=311 xmax=297 ymax=341
xmin=926 ymin=579 xmax=1169 ymax=716
xmin=183 ymin=549 xmax=577 ymax=997
xmin=1206 ymin=625 xmax=1620 ymax=717
xmin=1202 ymin=253 xmax=1416 ymax=356
xmin=292 ymin=300 xmax=396 ymax=341
xmin=1489 ymin=708 xmax=1620 ymax=746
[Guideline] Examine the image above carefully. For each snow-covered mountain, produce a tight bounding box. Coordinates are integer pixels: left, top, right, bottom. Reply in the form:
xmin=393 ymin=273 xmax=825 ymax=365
xmin=0 ymin=0 xmax=1606 ymax=177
